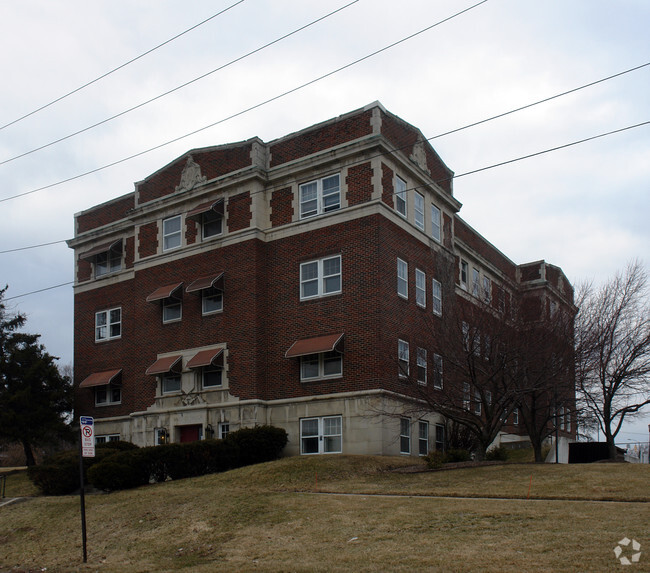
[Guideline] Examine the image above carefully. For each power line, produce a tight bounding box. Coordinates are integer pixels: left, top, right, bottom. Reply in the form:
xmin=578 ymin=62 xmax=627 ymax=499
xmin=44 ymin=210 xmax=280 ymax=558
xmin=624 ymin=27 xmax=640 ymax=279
xmin=0 ymin=0 xmax=360 ymax=167
xmin=0 ymin=240 xmax=67 ymax=254
xmin=0 ymin=0 xmax=246 ymax=131
xmin=4 ymin=282 xmax=74 ymax=301
xmin=0 ymin=0 xmax=488 ymax=204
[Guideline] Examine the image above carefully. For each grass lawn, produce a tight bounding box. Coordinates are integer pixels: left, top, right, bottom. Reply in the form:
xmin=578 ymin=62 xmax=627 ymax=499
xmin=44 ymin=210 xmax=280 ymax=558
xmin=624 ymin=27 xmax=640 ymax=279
xmin=1 ymin=456 xmax=648 ymax=572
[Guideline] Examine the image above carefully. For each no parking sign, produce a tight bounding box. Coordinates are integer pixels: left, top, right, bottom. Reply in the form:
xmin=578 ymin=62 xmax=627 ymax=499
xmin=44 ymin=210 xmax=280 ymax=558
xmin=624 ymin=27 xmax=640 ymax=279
xmin=80 ymin=416 xmax=95 ymax=458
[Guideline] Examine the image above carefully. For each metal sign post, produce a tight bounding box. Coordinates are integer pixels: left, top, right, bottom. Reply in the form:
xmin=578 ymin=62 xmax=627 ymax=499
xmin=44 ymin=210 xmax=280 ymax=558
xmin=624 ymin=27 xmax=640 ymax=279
xmin=79 ymin=416 xmax=95 ymax=563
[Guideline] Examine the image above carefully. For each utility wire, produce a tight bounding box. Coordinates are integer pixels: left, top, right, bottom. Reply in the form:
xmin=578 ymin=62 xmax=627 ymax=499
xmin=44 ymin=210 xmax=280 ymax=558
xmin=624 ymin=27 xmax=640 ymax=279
xmin=0 ymin=0 xmax=246 ymax=131
xmin=0 ymin=240 xmax=67 ymax=254
xmin=0 ymin=0 xmax=488 ymax=204
xmin=4 ymin=282 xmax=74 ymax=301
xmin=0 ymin=0 xmax=360 ymax=167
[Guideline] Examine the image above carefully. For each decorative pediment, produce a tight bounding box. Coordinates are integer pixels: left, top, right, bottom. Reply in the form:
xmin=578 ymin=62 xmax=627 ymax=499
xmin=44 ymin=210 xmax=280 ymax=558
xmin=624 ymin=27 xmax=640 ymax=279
xmin=177 ymin=390 xmax=206 ymax=407
xmin=410 ymin=136 xmax=431 ymax=175
xmin=176 ymin=155 xmax=207 ymax=193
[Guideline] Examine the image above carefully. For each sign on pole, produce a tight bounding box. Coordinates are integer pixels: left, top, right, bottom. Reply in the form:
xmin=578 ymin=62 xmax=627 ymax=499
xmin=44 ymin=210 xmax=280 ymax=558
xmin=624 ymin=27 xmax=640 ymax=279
xmin=80 ymin=416 xmax=95 ymax=458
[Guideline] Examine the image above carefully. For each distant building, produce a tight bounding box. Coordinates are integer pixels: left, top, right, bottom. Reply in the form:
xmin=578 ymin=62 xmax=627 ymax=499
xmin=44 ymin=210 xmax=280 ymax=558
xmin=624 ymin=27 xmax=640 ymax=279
xmin=68 ymin=102 xmax=575 ymax=455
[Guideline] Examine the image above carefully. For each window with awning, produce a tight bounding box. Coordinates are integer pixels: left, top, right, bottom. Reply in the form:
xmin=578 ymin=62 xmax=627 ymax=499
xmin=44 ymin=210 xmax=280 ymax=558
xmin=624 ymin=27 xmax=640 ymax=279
xmin=186 ymin=273 xmax=224 ymax=314
xmin=186 ymin=199 xmax=224 ymax=239
xmin=145 ymin=355 xmax=183 ymax=376
xmin=80 ymin=369 xmax=122 ymax=406
xmin=187 ymin=348 xmax=224 ymax=389
xmin=147 ymin=283 xmax=183 ymax=323
xmin=80 ymin=239 xmax=122 ymax=277
xmin=286 ymin=334 xmax=344 ymax=381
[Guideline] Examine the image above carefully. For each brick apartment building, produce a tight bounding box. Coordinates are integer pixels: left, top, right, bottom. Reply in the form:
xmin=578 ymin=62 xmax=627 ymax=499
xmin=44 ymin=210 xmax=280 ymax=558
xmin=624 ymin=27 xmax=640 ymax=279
xmin=68 ymin=102 xmax=575 ymax=456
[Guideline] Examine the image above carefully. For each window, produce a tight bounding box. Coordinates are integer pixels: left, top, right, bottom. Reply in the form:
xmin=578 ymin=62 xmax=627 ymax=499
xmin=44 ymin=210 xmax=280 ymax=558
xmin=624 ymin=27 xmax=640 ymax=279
xmin=202 ymin=287 xmax=223 ymax=314
xmin=566 ymin=410 xmax=571 ymax=433
xmin=400 ymin=418 xmax=410 ymax=454
xmin=95 ymin=249 xmax=121 ymax=277
xmin=300 ymin=351 xmax=342 ymax=381
xmin=155 ymin=428 xmax=169 ymax=445
xmin=95 ymin=434 xmax=120 ymax=444
xmin=162 ymin=373 xmax=181 ymax=394
xmin=418 ymin=421 xmax=429 ymax=456
xmin=472 ymin=268 xmax=480 ymax=296
xmin=417 ymin=348 xmax=427 ymax=385
xmin=398 ymin=339 xmax=409 ymax=378
xmin=95 ymin=308 xmax=121 ymax=341
xmin=300 ymin=416 xmax=342 ymax=454
xmin=431 ymin=204 xmax=441 ymax=242
xmin=95 ymin=385 xmax=121 ymax=406
xmin=460 ymin=260 xmax=468 ymax=289
xmin=163 ymin=215 xmax=182 ymax=251
xmin=202 ymin=209 xmax=223 ymax=239
xmin=435 ymin=423 xmax=445 ymax=452
xmin=414 ymin=192 xmax=425 ymax=230
xmin=463 ymin=382 xmax=470 ymax=410
xmin=415 ymin=268 xmax=426 ymax=307
xmin=202 ymin=366 xmax=222 ymax=388
xmin=163 ymin=297 xmax=182 ymax=322
xmin=474 ymin=389 xmax=482 ymax=414
xmin=397 ymin=258 xmax=408 ymax=299
xmin=483 ymin=276 xmax=491 ymax=303
xmin=219 ymin=423 xmax=230 ymax=439
xmin=559 ymin=407 xmax=566 ymax=431
xmin=299 ymin=174 xmax=340 ymax=218
xmin=513 ymin=408 xmax=519 ymax=425
xmin=433 ymin=354 xmax=443 ymax=389
xmin=300 ymin=255 xmax=341 ymax=300
xmin=432 ymin=278 xmax=442 ymax=316
xmin=395 ymin=176 xmax=407 ymax=217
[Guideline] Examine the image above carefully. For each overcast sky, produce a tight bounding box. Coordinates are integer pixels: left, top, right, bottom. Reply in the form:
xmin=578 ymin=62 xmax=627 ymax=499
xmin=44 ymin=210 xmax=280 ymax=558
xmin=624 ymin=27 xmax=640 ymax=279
xmin=1 ymin=0 xmax=648 ymax=446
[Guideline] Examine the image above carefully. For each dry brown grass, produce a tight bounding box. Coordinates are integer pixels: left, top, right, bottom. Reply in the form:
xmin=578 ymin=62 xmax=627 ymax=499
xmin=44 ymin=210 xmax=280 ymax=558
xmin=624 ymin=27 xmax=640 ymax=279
xmin=1 ymin=457 xmax=648 ymax=572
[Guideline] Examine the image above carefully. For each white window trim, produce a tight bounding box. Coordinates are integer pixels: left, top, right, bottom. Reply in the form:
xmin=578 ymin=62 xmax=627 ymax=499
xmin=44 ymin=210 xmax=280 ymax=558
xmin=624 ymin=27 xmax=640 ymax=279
xmin=483 ymin=276 xmax=491 ymax=304
xmin=433 ymin=353 xmax=443 ymax=389
xmin=300 ymin=351 xmax=343 ymax=382
xmin=398 ymin=339 xmax=409 ymax=378
xmin=472 ymin=268 xmax=480 ymax=297
xmin=400 ymin=418 xmax=411 ymax=454
xmin=300 ymin=255 xmax=342 ymax=300
xmin=299 ymin=174 xmax=341 ymax=219
xmin=395 ymin=176 xmax=407 ymax=217
xmin=162 ymin=297 xmax=182 ymax=323
xmin=460 ymin=260 xmax=468 ymax=290
xmin=415 ymin=268 xmax=426 ymax=308
xmin=162 ymin=372 xmax=181 ymax=394
xmin=417 ymin=347 xmax=427 ymax=386
xmin=300 ymin=415 xmax=342 ymax=455
xmin=95 ymin=385 xmax=121 ymax=406
xmin=95 ymin=434 xmax=120 ymax=444
xmin=202 ymin=287 xmax=223 ymax=315
xmin=95 ymin=307 xmax=121 ymax=342
xmin=162 ymin=215 xmax=182 ymax=252
xmin=432 ymin=278 xmax=442 ymax=316
xmin=431 ymin=204 xmax=441 ymax=242
xmin=418 ymin=421 xmax=429 ymax=456
xmin=201 ymin=210 xmax=224 ymax=241
xmin=397 ymin=258 xmax=408 ymax=299
xmin=218 ymin=422 xmax=230 ymax=439
xmin=414 ymin=192 xmax=425 ymax=230
xmin=202 ymin=366 xmax=223 ymax=389
xmin=95 ymin=249 xmax=121 ymax=278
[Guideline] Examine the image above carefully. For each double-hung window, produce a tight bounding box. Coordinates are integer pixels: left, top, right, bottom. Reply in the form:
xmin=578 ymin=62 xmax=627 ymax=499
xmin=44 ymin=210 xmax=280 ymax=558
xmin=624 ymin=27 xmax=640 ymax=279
xmin=432 ymin=278 xmax=442 ymax=316
xmin=433 ymin=354 xmax=443 ymax=389
xmin=397 ymin=258 xmax=408 ymax=299
xmin=299 ymin=174 xmax=340 ymax=219
xmin=398 ymin=339 xmax=409 ymax=378
xmin=431 ymin=204 xmax=441 ymax=242
xmin=162 ymin=373 xmax=181 ymax=394
xmin=202 ymin=210 xmax=223 ymax=239
xmin=163 ymin=297 xmax=182 ymax=322
xmin=395 ymin=176 xmax=407 ymax=217
xmin=400 ymin=418 xmax=411 ymax=454
xmin=418 ymin=421 xmax=429 ymax=456
xmin=301 ymin=416 xmax=342 ymax=454
xmin=300 ymin=255 xmax=341 ymax=300
xmin=163 ymin=215 xmax=182 ymax=251
xmin=472 ymin=268 xmax=480 ymax=297
xmin=417 ymin=347 xmax=427 ymax=385
xmin=202 ymin=366 xmax=223 ymax=388
xmin=95 ymin=308 xmax=121 ymax=341
xmin=202 ymin=287 xmax=223 ymax=314
xmin=95 ymin=386 xmax=121 ymax=406
xmin=95 ymin=249 xmax=121 ymax=277
xmin=415 ymin=269 xmax=426 ymax=307
xmin=300 ymin=351 xmax=342 ymax=381
xmin=483 ymin=276 xmax=491 ymax=303
xmin=460 ymin=260 xmax=468 ymax=290
xmin=414 ymin=192 xmax=425 ymax=230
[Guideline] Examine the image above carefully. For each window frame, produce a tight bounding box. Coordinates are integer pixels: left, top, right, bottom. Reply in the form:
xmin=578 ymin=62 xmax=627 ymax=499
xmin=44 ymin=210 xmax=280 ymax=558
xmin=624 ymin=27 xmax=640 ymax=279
xmin=472 ymin=267 xmax=480 ymax=297
xmin=431 ymin=204 xmax=441 ymax=242
xmin=300 ymin=415 xmax=342 ymax=455
xmin=300 ymin=350 xmax=343 ymax=382
xmin=400 ymin=418 xmax=411 ymax=454
xmin=395 ymin=176 xmax=407 ymax=217
xmin=416 ymin=347 xmax=427 ymax=386
xmin=299 ymin=173 xmax=341 ymax=219
xmin=397 ymin=258 xmax=408 ymax=299
xmin=460 ymin=260 xmax=468 ymax=290
xmin=162 ymin=215 xmax=182 ymax=252
xmin=95 ymin=385 xmax=121 ymax=406
xmin=201 ymin=209 xmax=223 ymax=240
xmin=95 ymin=434 xmax=120 ymax=444
xmin=398 ymin=339 xmax=410 ymax=378
xmin=432 ymin=278 xmax=442 ymax=316
xmin=433 ymin=353 xmax=443 ymax=389
xmin=202 ymin=365 xmax=223 ymax=389
xmin=202 ymin=286 xmax=223 ymax=315
xmin=483 ymin=276 xmax=491 ymax=304
xmin=415 ymin=268 xmax=426 ymax=308
xmin=95 ymin=249 xmax=121 ymax=278
xmin=414 ymin=192 xmax=425 ymax=230
xmin=162 ymin=297 xmax=182 ymax=323
xmin=300 ymin=255 xmax=342 ymax=300
xmin=219 ymin=422 xmax=230 ymax=439
xmin=95 ymin=307 xmax=122 ymax=342
xmin=418 ymin=420 xmax=429 ymax=456
xmin=162 ymin=372 xmax=181 ymax=394
xmin=435 ymin=423 xmax=445 ymax=452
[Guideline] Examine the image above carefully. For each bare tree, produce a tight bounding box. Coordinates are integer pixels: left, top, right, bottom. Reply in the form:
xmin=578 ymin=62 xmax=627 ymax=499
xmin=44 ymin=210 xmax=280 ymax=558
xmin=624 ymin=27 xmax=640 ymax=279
xmin=575 ymin=261 xmax=650 ymax=459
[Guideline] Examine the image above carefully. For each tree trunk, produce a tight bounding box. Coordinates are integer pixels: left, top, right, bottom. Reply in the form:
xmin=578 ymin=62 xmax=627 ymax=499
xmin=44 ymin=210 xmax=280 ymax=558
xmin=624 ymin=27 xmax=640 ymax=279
xmin=21 ymin=439 xmax=36 ymax=466
xmin=607 ymin=438 xmax=618 ymax=461
xmin=532 ymin=442 xmax=544 ymax=462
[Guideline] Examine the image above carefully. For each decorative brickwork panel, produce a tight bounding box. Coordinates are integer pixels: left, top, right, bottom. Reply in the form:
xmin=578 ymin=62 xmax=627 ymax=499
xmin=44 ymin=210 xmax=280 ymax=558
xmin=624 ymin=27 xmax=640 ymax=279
xmin=381 ymin=163 xmax=394 ymax=207
xmin=138 ymin=222 xmax=158 ymax=258
xmin=137 ymin=144 xmax=253 ymax=204
xmin=125 ymin=236 xmax=135 ymax=269
xmin=455 ymin=217 xmax=516 ymax=281
xmin=185 ymin=218 xmax=198 ymax=245
xmin=346 ymin=162 xmax=373 ymax=206
xmin=77 ymin=195 xmax=134 ymax=234
xmin=380 ymin=111 xmax=454 ymax=195
xmin=270 ymin=110 xmax=373 ymax=167
xmin=77 ymin=259 xmax=92 ymax=282
xmin=227 ymin=191 xmax=252 ymax=232
xmin=270 ymin=187 xmax=293 ymax=227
